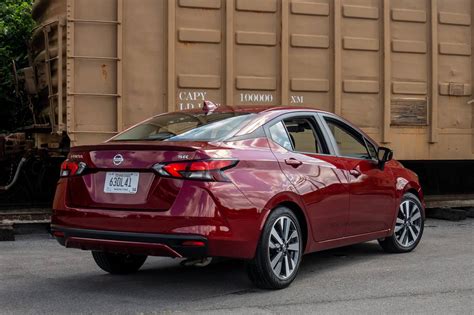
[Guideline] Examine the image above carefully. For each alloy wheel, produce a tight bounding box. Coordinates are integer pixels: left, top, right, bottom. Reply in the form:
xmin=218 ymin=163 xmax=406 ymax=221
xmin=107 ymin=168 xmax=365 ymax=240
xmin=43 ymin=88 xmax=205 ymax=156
xmin=268 ymin=216 xmax=300 ymax=280
xmin=394 ymin=200 xmax=422 ymax=248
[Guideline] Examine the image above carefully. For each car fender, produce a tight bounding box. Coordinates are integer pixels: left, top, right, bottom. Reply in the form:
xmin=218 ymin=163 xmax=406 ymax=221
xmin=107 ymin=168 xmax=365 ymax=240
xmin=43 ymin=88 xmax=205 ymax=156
xmin=259 ymin=191 xmax=314 ymax=253
xmin=388 ymin=172 xmax=425 ymax=234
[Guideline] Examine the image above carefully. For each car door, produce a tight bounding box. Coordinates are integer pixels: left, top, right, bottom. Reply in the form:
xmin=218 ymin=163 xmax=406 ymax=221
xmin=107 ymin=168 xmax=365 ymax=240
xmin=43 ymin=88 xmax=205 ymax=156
xmin=321 ymin=115 xmax=396 ymax=235
xmin=265 ymin=113 xmax=350 ymax=241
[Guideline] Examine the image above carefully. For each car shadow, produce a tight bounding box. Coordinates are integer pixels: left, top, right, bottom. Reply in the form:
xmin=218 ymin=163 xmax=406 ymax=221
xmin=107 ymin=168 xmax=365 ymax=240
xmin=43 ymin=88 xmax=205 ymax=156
xmin=46 ymin=241 xmax=385 ymax=303
xmin=298 ymin=241 xmax=384 ymax=276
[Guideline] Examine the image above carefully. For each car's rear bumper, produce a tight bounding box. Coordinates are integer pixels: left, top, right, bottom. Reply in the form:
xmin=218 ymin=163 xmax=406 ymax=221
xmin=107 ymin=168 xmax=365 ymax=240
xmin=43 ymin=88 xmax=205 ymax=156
xmin=52 ymin=179 xmax=263 ymax=259
xmin=51 ymin=225 xmax=208 ymax=258
xmin=51 ymin=208 xmax=261 ymax=259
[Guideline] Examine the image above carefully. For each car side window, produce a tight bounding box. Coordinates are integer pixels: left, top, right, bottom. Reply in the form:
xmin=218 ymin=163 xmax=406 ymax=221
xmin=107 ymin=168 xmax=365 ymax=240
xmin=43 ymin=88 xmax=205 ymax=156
xmin=268 ymin=121 xmax=293 ymax=151
xmin=282 ymin=117 xmax=324 ymax=153
xmin=325 ymin=118 xmax=371 ymax=159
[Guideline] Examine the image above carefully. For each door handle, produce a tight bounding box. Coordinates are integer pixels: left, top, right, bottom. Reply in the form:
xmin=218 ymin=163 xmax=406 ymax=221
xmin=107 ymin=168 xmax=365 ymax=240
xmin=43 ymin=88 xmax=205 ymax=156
xmin=350 ymin=168 xmax=361 ymax=178
xmin=285 ymin=158 xmax=303 ymax=167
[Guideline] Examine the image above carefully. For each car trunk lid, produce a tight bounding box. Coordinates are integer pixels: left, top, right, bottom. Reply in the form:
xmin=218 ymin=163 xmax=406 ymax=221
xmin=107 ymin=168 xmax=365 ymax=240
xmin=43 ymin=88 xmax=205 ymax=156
xmin=66 ymin=141 xmax=214 ymax=211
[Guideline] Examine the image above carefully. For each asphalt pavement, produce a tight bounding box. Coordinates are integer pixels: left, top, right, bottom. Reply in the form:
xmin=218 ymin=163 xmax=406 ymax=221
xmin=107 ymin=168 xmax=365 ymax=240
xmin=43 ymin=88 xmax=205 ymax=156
xmin=0 ymin=218 xmax=473 ymax=314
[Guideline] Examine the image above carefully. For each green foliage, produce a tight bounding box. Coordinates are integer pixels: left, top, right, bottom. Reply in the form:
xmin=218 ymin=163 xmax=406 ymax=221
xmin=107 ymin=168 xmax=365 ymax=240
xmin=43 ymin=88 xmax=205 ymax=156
xmin=0 ymin=0 xmax=35 ymax=133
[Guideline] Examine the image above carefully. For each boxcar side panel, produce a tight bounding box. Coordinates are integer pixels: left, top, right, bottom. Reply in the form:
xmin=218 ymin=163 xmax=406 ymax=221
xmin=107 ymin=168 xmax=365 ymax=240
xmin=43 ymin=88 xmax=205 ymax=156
xmin=35 ymin=0 xmax=473 ymax=160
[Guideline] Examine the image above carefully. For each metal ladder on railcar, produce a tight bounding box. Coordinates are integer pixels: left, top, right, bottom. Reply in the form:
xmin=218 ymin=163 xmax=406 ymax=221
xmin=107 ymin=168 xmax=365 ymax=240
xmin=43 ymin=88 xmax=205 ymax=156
xmin=65 ymin=0 xmax=123 ymax=142
xmin=41 ymin=18 xmax=65 ymax=133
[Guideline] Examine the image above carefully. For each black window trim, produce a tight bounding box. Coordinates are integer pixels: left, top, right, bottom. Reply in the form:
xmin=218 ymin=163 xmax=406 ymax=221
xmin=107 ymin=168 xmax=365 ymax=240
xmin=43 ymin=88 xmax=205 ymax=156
xmin=320 ymin=113 xmax=376 ymax=161
xmin=363 ymin=136 xmax=378 ymax=160
xmin=264 ymin=112 xmax=332 ymax=156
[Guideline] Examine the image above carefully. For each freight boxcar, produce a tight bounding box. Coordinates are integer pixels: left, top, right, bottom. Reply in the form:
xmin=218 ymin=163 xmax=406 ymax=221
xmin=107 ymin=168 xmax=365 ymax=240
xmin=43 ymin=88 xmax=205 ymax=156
xmin=2 ymin=0 xmax=473 ymax=205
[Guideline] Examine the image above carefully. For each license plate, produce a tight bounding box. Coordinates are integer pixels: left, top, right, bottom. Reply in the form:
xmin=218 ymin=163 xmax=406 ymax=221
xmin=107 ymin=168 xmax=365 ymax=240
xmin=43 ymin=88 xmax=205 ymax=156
xmin=104 ymin=172 xmax=139 ymax=194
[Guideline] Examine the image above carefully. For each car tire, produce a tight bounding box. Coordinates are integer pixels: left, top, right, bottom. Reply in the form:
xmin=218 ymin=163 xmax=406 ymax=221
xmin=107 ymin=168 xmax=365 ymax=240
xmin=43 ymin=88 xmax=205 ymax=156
xmin=247 ymin=206 xmax=303 ymax=289
xmin=92 ymin=251 xmax=147 ymax=274
xmin=379 ymin=192 xmax=424 ymax=253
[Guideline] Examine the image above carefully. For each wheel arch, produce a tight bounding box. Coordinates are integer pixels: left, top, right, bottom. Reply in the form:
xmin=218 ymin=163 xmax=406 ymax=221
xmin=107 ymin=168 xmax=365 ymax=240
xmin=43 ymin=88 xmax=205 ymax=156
xmin=404 ymin=187 xmax=425 ymax=219
xmin=406 ymin=188 xmax=421 ymax=200
xmin=278 ymin=201 xmax=309 ymax=253
xmin=390 ymin=186 xmax=426 ymax=234
xmin=403 ymin=181 xmax=425 ymax=210
xmin=405 ymin=186 xmax=424 ymax=206
xmin=260 ymin=193 xmax=312 ymax=253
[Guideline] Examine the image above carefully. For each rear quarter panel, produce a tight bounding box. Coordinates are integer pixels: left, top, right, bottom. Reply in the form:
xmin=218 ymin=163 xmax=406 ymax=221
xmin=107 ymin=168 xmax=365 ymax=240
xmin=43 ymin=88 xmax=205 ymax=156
xmin=219 ymin=137 xmax=313 ymax=253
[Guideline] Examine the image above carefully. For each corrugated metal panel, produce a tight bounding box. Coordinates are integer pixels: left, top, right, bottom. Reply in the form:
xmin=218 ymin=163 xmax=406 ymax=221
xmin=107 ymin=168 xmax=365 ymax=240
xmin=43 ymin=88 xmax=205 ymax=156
xmin=32 ymin=0 xmax=473 ymax=160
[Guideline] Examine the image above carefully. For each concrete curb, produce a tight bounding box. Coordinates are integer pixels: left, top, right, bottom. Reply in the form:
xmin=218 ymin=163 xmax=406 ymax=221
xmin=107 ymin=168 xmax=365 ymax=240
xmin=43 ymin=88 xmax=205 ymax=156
xmin=0 ymin=208 xmax=51 ymax=241
xmin=454 ymin=207 xmax=474 ymax=218
xmin=0 ymin=224 xmax=15 ymax=241
xmin=426 ymin=208 xmax=468 ymax=221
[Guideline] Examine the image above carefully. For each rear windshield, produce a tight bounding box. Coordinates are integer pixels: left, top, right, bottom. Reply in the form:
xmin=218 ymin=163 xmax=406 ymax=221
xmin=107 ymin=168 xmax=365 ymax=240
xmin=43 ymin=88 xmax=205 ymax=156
xmin=112 ymin=112 xmax=256 ymax=142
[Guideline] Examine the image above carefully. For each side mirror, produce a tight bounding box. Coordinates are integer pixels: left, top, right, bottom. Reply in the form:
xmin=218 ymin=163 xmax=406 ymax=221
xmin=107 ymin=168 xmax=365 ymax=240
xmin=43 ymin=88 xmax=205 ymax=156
xmin=377 ymin=146 xmax=393 ymax=170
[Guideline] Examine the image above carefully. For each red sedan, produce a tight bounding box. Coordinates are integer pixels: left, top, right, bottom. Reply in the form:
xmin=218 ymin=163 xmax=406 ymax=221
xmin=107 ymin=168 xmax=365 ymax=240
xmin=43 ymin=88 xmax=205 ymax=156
xmin=52 ymin=104 xmax=424 ymax=289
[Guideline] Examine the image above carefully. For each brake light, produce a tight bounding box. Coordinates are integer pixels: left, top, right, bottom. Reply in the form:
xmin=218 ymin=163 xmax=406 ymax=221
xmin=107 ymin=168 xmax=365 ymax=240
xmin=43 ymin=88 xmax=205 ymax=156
xmin=60 ymin=160 xmax=87 ymax=177
xmin=153 ymin=159 xmax=238 ymax=181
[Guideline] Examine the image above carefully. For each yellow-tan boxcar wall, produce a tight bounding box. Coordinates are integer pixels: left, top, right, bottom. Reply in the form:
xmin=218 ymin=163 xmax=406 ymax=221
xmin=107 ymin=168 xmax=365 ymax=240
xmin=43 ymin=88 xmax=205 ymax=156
xmin=34 ymin=0 xmax=473 ymax=160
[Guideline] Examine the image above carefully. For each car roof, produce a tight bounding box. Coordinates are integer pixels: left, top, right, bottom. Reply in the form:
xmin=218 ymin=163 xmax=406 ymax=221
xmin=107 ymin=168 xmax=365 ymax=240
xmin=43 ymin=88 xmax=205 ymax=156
xmin=208 ymin=105 xmax=378 ymax=146
xmin=151 ymin=105 xmax=378 ymax=146
xmin=177 ymin=105 xmax=331 ymax=115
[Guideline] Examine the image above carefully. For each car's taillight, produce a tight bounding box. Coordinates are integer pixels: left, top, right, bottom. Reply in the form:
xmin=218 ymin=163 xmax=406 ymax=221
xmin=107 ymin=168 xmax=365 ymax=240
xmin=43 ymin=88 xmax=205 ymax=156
xmin=153 ymin=159 xmax=238 ymax=181
xmin=60 ymin=160 xmax=87 ymax=177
